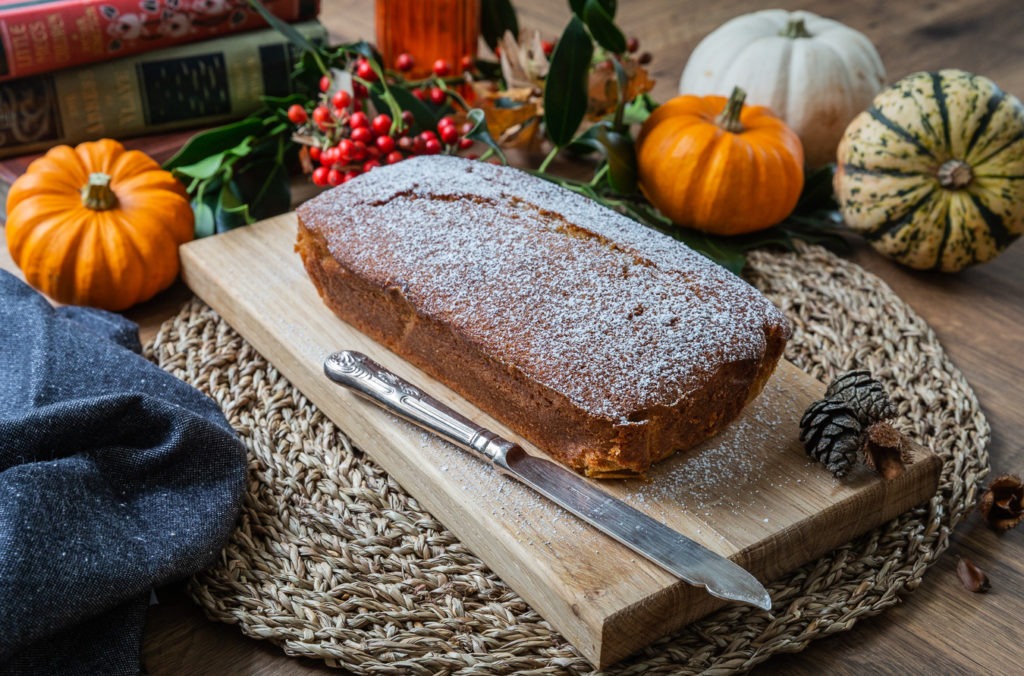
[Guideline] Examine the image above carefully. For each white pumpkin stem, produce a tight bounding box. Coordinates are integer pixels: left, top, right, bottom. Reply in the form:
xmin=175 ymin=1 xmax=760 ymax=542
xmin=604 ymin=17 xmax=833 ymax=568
xmin=782 ymin=18 xmax=813 ymax=39
xmin=715 ymin=87 xmax=747 ymax=133
xmin=81 ymin=172 xmax=118 ymax=211
xmin=937 ymin=159 xmax=974 ymax=189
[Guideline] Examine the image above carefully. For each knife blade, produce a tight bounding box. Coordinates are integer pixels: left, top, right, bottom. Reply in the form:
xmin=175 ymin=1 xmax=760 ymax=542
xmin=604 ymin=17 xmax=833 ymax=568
xmin=324 ymin=350 xmax=771 ymax=610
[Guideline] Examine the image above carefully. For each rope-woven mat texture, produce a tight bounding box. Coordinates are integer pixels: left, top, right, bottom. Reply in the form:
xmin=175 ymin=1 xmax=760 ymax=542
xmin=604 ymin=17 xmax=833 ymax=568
xmin=145 ymin=243 xmax=990 ymax=674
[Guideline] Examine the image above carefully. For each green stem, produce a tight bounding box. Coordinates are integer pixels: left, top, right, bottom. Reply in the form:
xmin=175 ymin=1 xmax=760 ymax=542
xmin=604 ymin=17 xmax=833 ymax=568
xmin=715 ymin=87 xmax=747 ymax=133
xmin=589 ymin=163 xmax=609 ymax=187
xmin=81 ymin=173 xmax=117 ymax=210
xmin=781 ymin=17 xmax=813 ymax=39
xmin=354 ymin=73 xmax=404 ymax=126
xmin=437 ymin=78 xmax=473 ymax=112
xmin=538 ymin=144 xmax=561 ymax=173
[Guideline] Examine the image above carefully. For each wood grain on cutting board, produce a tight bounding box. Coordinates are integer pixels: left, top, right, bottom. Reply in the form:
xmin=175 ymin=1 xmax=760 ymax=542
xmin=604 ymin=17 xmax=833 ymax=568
xmin=180 ymin=213 xmax=941 ymax=667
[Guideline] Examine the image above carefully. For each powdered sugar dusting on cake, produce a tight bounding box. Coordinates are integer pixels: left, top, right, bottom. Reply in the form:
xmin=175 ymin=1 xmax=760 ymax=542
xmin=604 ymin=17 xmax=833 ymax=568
xmin=298 ymin=156 xmax=789 ymax=420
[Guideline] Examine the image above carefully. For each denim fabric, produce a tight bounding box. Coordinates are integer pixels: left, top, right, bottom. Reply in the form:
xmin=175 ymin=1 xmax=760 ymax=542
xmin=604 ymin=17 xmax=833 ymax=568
xmin=0 ymin=271 xmax=246 ymax=675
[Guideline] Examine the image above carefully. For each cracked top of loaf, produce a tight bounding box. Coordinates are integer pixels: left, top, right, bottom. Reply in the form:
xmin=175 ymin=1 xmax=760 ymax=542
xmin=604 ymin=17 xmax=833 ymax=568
xmin=296 ymin=156 xmax=790 ymax=423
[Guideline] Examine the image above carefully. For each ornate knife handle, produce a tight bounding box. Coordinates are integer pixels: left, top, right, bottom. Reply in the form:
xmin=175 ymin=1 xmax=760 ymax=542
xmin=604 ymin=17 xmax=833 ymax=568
xmin=324 ymin=350 xmax=516 ymax=468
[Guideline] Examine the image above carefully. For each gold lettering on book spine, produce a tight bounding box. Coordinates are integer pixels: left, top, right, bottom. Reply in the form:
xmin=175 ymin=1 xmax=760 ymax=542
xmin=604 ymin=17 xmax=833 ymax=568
xmin=77 ymin=7 xmax=104 ymax=56
xmin=7 ymin=24 xmax=32 ymax=72
xmin=113 ymin=69 xmax=141 ymax=129
xmin=28 ymin=20 xmax=52 ymax=68
xmin=77 ymin=70 xmax=103 ymax=136
xmin=48 ymin=14 xmax=70 ymax=65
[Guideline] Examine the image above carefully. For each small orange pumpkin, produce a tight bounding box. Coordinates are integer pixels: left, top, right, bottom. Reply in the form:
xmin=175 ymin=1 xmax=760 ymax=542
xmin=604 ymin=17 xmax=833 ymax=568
xmin=636 ymin=87 xmax=805 ymax=235
xmin=5 ymin=139 xmax=194 ymax=311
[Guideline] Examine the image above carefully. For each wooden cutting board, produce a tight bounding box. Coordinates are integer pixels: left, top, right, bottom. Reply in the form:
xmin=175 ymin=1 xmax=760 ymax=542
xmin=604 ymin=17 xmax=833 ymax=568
xmin=179 ymin=213 xmax=942 ymax=668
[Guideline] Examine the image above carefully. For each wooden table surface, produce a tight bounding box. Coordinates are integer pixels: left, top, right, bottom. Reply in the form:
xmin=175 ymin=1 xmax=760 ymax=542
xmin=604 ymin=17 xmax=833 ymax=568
xmin=4 ymin=1 xmax=1022 ymax=673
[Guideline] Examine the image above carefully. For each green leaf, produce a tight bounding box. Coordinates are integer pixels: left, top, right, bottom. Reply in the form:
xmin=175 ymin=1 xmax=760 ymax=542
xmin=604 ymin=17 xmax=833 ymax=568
xmin=163 ymin=117 xmax=263 ymax=171
xmin=472 ymin=58 xmax=503 ymax=81
xmin=621 ymin=93 xmax=655 ymax=126
xmin=583 ymin=0 xmax=626 ymax=54
xmin=349 ymin=40 xmax=382 ymax=64
xmin=260 ymin=92 xmax=309 ymax=111
xmin=246 ymin=0 xmax=320 ymax=54
xmin=565 ymin=123 xmax=606 ymax=155
xmin=594 ymin=126 xmax=637 ymax=194
xmin=464 ymin=108 xmax=508 ymax=164
xmin=214 ymin=181 xmax=253 ymax=234
xmin=232 ymin=155 xmax=293 ymax=221
xmin=544 ymin=17 xmax=593 ymax=147
xmin=570 ymin=0 xmax=616 ymax=19
xmin=383 ymin=86 xmax=438 ymax=132
xmin=172 ymin=139 xmax=253 ymax=182
xmin=192 ymin=198 xmax=217 ymax=239
xmin=779 ymin=212 xmax=852 ymax=253
xmin=480 ymin=0 xmax=519 ymax=52
xmin=795 ymin=163 xmax=839 ymax=213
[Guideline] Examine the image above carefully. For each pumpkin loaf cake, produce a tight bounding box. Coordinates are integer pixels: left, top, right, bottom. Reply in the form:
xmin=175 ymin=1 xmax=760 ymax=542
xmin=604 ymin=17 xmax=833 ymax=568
xmin=296 ymin=156 xmax=791 ymax=477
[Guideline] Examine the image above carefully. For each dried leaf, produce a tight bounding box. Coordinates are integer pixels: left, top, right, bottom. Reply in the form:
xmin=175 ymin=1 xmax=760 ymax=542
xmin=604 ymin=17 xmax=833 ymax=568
xmin=956 ymin=556 xmax=991 ymax=593
xmin=478 ymin=95 xmax=541 ymax=147
xmin=587 ymin=59 xmax=654 ymax=119
xmin=499 ymin=29 xmax=548 ymax=91
xmin=978 ymin=474 xmax=1024 ymax=532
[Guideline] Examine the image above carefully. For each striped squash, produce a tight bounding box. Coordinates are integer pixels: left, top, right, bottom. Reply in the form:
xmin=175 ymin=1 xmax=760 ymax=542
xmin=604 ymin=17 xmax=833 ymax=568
xmin=834 ymin=69 xmax=1024 ymax=272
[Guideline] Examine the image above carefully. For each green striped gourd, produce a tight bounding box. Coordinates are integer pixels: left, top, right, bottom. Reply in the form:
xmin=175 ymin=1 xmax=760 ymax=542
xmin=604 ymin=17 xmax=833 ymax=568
xmin=834 ymin=69 xmax=1024 ymax=272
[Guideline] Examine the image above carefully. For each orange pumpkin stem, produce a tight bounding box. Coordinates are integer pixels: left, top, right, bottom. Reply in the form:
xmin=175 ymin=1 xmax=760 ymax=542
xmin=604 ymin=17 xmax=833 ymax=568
xmin=782 ymin=18 xmax=812 ymax=39
xmin=715 ymin=87 xmax=747 ymax=134
xmin=81 ymin=172 xmax=118 ymax=211
xmin=937 ymin=159 xmax=973 ymax=189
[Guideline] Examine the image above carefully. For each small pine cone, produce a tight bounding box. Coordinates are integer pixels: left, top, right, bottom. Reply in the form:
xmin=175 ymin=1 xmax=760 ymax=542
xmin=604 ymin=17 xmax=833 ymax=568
xmin=825 ymin=370 xmax=896 ymax=424
xmin=799 ymin=397 xmax=864 ymax=478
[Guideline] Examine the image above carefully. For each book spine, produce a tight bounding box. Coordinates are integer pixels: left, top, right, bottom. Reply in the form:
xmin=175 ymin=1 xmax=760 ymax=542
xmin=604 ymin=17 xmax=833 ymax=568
xmin=0 ymin=0 xmax=321 ymax=81
xmin=0 ymin=20 xmax=327 ymax=159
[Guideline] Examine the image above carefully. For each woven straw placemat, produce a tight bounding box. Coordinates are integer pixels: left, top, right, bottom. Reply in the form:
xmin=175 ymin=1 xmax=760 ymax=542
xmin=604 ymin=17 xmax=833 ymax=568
xmin=146 ymin=243 xmax=990 ymax=674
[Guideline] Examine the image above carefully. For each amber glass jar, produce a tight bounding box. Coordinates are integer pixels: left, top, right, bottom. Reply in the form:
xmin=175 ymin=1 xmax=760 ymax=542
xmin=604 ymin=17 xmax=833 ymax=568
xmin=375 ymin=0 xmax=481 ymax=80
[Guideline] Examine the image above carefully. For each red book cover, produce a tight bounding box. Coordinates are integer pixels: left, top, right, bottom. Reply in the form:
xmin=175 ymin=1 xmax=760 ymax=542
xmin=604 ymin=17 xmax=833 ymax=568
xmin=0 ymin=0 xmax=320 ymax=80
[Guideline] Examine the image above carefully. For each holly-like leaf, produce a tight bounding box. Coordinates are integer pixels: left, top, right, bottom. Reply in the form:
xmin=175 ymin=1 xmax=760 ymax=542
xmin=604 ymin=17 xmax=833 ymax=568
xmin=231 ymin=155 xmax=293 ymax=220
xmin=480 ymin=0 xmax=519 ymax=53
xmin=570 ymin=0 xmax=616 ymax=19
xmin=374 ymin=85 xmax=436 ymax=133
xmin=163 ymin=117 xmax=263 ymax=171
xmin=544 ymin=17 xmax=593 ymax=147
xmin=171 ymin=138 xmax=255 ymax=184
xmin=622 ymin=93 xmax=656 ymax=126
xmin=796 ymin=162 xmax=839 ymax=212
xmin=583 ymin=0 xmax=626 ymax=54
xmin=593 ymin=125 xmax=637 ymax=194
xmin=192 ymin=197 xmax=217 ymax=239
xmin=214 ymin=181 xmax=252 ymax=234
xmin=247 ymin=0 xmax=320 ymax=54
xmin=464 ymin=108 xmax=508 ymax=164
xmin=565 ymin=122 xmax=605 ymax=155
xmin=670 ymin=230 xmax=750 ymax=275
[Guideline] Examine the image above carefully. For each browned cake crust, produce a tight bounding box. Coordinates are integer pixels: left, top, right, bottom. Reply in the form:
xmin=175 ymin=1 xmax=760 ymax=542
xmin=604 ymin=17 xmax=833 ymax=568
xmin=296 ymin=156 xmax=791 ymax=477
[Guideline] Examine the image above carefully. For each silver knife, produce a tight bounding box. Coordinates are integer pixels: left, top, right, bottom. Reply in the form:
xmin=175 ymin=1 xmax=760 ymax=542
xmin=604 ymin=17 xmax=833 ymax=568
xmin=324 ymin=350 xmax=771 ymax=610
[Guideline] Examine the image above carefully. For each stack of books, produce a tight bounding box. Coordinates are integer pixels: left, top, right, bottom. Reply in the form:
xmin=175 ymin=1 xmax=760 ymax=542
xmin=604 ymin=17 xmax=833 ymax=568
xmin=0 ymin=0 xmax=325 ymax=162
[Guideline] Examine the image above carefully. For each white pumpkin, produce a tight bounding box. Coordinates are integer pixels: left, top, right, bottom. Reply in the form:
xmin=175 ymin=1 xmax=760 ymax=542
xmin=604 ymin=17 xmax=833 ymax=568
xmin=679 ymin=9 xmax=886 ymax=168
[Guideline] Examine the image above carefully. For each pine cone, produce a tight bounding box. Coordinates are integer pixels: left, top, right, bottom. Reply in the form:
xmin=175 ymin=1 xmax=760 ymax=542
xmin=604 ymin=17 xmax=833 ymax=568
xmin=824 ymin=369 xmax=896 ymax=424
xmin=799 ymin=397 xmax=863 ymax=478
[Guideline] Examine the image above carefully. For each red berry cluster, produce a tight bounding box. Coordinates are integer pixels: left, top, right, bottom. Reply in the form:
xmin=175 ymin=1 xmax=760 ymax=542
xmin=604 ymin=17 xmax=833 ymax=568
xmin=394 ymin=52 xmax=465 ymax=106
xmin=286 ymin=58 xmax=476 ymax=187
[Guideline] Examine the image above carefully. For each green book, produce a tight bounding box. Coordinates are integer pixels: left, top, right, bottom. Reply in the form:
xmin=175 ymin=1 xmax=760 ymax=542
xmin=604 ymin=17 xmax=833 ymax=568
xmin=0 ymin=20 xmax=326 ymax=159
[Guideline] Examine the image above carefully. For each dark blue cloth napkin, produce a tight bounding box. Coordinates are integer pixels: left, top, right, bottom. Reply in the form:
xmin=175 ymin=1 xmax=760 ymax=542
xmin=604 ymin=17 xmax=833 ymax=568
xmin=0 ymin=271 xmax=246 ymax=675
